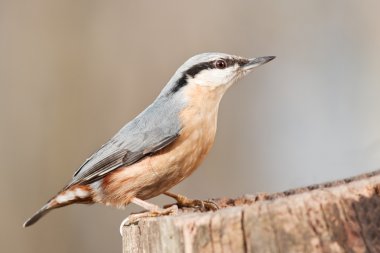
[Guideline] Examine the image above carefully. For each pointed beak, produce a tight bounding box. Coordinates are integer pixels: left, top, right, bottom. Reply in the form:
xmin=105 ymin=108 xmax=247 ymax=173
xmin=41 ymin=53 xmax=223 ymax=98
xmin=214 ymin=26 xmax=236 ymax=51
xmin=242 ymin=56 xmax=276 ymax=71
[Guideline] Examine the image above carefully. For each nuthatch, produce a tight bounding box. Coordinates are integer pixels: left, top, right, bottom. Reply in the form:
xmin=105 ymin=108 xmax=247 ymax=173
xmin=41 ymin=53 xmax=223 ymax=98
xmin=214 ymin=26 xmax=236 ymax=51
xmin=23 ymin=52 xmax=275 ymax=231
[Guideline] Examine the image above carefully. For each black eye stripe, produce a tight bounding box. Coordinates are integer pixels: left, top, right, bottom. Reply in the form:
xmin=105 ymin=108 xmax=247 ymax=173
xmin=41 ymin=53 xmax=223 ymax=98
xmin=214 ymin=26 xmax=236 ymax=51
xmin=185 ymin=58 xmax=241 ymax=77
xmin=171 ymin=75 xmax=188 ymax=93
xmin=170 ymin=61 xmax=214 ymax=93
xmin=170 ymin=58 xmax=249 ymax=94
xmin=186 ymin=62 xmax=215 ymax=78
xmin=236 ymin=59 xmax=250 ymax=66
xmin=220 ymin=58 xmax=248 ymax=67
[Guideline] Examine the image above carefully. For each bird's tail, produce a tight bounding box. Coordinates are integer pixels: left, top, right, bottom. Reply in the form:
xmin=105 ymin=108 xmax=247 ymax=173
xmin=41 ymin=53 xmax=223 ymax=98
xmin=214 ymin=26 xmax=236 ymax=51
xmin=23 ymin=202 xmax=53 ymax=227
xmin=23 ymin=185 xmax=92 ymax=227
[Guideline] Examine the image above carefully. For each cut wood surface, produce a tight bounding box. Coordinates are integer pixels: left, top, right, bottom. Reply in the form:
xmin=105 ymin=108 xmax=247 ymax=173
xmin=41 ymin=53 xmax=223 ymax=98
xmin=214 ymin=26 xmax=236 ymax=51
xmin=122 ymin=170 xmax=380 ymax=253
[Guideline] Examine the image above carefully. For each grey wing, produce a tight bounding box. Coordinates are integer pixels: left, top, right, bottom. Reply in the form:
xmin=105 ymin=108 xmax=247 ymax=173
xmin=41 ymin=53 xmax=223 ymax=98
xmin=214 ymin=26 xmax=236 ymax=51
xmin=66 ymin=90 xmax=185 ymax=188
xmin=66 ymin=131 xmax=179 ymax=187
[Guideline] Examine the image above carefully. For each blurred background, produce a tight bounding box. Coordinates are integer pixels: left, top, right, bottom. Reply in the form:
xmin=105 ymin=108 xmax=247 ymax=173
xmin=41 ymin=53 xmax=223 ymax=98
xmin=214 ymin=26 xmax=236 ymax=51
xmin=2 ymin=1 xmax=380 ymax=252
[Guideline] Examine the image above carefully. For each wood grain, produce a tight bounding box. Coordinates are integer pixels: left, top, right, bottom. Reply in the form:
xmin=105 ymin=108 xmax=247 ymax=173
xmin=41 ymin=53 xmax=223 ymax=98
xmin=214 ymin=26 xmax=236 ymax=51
xmin=122 ymin=170 xmax=380 ymax=253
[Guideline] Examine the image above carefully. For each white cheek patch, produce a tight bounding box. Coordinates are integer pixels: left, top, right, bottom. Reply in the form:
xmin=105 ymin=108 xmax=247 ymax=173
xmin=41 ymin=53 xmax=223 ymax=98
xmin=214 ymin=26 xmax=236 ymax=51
xmin=190 ymin=67 xmax=235 ymax=87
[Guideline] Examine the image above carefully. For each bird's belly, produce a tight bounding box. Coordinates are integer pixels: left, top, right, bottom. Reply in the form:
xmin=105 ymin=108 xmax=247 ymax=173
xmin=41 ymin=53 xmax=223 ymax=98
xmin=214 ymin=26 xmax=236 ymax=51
xmin=140 ymin=128 xmax=215 ymax=198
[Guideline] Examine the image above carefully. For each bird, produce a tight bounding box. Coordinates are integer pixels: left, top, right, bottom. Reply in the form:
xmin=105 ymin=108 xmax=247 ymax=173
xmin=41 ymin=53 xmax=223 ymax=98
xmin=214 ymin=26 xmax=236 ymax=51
xmin=23 ymin=52 xmax=275 ymax=230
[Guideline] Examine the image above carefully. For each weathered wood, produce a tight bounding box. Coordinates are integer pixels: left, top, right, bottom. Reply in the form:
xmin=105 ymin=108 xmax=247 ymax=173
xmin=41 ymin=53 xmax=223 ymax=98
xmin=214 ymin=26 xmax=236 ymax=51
xmin=122 ymin=170 xmax=380 ymax=253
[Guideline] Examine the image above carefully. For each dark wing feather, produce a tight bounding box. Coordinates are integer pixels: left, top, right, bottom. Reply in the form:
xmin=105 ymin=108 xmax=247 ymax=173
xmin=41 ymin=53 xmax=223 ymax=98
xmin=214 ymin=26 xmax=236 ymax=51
xmin=66 ymin=133 xmax=179 ymax=187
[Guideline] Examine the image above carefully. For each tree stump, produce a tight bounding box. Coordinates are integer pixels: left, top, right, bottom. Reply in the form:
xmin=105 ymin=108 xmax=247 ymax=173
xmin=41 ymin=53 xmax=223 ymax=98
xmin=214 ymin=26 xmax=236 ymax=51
xmin=122 ymin=170 xmax=380 ymax=253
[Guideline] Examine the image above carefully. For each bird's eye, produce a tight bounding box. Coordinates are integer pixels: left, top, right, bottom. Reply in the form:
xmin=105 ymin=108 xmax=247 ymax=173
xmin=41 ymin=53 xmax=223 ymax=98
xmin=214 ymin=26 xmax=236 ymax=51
xmin=215 ymin=59 xmax=227 ymax=69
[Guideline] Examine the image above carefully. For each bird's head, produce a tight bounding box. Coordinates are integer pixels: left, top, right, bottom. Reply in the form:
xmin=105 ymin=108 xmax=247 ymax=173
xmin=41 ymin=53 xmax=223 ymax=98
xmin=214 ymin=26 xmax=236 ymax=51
xmin=162 ymin=52 xmax=275 ymax=96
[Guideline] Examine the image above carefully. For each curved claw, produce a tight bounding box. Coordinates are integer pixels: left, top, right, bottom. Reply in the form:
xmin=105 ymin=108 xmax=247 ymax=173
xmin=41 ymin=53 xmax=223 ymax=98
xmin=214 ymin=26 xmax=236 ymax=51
xmin=202 ymin=199 xmax=219 ymax=211
xmin=164 ymin=192 xmax=220 ymax=211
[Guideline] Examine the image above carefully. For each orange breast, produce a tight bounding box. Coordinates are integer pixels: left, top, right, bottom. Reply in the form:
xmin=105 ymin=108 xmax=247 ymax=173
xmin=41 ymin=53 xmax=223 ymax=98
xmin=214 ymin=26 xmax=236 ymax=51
xmin=156 ymin=84 xmax=226 ymax=177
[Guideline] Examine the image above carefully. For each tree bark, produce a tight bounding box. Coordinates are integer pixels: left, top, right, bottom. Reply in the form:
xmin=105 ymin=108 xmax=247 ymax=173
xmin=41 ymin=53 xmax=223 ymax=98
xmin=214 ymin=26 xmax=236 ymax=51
xmin=122 ymin=170 xmax=380 ymax=253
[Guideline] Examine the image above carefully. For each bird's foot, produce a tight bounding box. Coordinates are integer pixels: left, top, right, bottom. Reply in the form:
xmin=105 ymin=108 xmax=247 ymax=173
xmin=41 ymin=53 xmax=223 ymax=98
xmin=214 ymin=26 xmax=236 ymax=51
xmin=164 ymin=192 xmax=219 ymax=211
xmin=119 ymin=204 xmax=178 ymax=236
